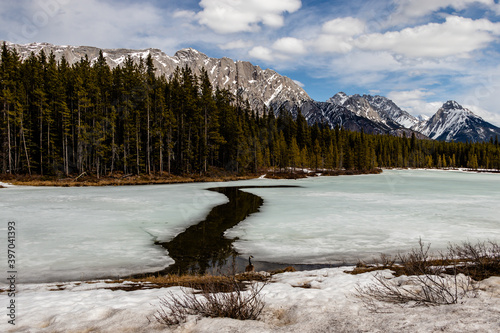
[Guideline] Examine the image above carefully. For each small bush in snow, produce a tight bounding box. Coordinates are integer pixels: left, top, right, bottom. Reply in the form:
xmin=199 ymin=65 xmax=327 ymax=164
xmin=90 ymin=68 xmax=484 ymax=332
xmin=356 ymin=272 xmax=477 ymax=309
xmin=447 ymin=241 xmax=500 ymax=281
xmin=153 ymin=276 xmax=266 ymax=326
xmin=355 ymin=240 xmax=479 ymax=309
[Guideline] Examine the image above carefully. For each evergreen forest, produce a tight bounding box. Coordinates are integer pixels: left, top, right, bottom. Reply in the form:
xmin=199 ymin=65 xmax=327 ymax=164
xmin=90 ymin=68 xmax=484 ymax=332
xmin=1 ymin=43 xmax=500 ymax=178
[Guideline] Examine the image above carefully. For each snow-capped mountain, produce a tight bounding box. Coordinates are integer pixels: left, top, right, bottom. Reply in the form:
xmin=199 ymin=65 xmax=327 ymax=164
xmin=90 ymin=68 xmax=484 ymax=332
xmin=326 ymin=93 xmax=500 ymax=142
xmin=323 ymin=93 xmax=426 ymax=138
xmin=419 ymin=101 xmax=500 ymax=142
xmin=4 ymin=42 xmax=311 ymax=114
xmin=290 ymin=100 xmax=424 ymax=138
xmin=4 ymin=42 xmax=500 ymax=143
xmin=361 ymin=94 xmax=421 ymax=129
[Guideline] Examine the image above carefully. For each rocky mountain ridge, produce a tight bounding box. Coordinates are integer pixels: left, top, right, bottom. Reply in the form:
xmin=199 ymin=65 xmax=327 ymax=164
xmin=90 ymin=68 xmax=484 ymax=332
xmin=323 ymin=92 xmax=500 ymax=142
xmin=4 ymin=41 xmax=311 ymax=114
xmin=4 ymin=41 xmax=500 ymax=143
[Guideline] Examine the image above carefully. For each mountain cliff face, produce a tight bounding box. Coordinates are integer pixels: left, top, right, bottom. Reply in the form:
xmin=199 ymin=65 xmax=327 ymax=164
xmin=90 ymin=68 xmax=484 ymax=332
xmin=5 ymin=42 xmax=311 ymax=114
xmin=322 ymin=93 xmax=426 ymax=138
xmin=361 ymin=94 xmax=420 ymax=129
xmin=4 ymin=42 xmax=500 ymax=143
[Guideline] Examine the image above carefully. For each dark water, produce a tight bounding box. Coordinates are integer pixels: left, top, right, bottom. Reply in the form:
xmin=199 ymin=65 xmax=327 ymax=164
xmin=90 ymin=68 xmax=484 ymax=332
xmin=142 ymin=185 xmax=336 ymax=276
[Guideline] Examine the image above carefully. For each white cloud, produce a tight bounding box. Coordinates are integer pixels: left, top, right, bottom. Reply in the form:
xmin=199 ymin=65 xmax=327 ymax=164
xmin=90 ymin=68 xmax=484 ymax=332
xmin=249 ymin=46 xmax=274 ymax=61
xmin=313 ymin=34 xmax=354 ymax=54
xmin=356 ymin=16 xmax=500 ymax=58
xmin=3 ymin=0 xmax=163 ymax=48
xmin=309 ymin=17 xmax=365 ymax=54
xmin=273 ymin=37 xmax=306 ymax=54
xmin=331 ymin=51 xmax=402 ymax=74
xmin=388 ymin=89 xmax=435 ymax=102
xmin=322 ymin=17 xmax=365 ymax=37
xmin=394 ymin=0 xmax=495 ymax=19
xmin=465 ymin=104 xmax=500 ymax=126
xmin=173 ymin=10 xmax=196 ymax=19
xmin=459 ymin=66 xmax=500 ymax=126
xmin=388 ymin=89 xmax=442 ymax=116
xmin=197 ymin=0 xmax=302 ymax=34
xmin=293 ymin=79 xmax=305 ymax=87
xmin=219 ymin=39 xmax=253 ymax=50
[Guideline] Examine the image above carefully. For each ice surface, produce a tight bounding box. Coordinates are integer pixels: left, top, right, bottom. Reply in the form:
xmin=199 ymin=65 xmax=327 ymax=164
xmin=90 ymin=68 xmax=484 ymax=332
xmin=1 ymin=170 xmax=499 ymax=284
xmin=226 ymin=170 xmax=500 ymax=264
xmin=0 ymin=183 xmax=228 ymax=283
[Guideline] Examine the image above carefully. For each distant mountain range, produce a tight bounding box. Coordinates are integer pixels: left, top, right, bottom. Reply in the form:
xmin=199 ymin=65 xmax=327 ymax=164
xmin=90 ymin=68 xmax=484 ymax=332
xmin=321 ymin=94 xmax=500 ymax=143
xmin=5 ymin=42 xmax=310 ymax=113
xmin=5 ymin=41 xmax=500 ymax=143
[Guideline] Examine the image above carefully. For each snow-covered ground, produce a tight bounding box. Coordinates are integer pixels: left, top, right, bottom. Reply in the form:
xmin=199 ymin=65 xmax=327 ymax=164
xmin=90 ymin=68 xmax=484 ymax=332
xmin=3 ymin=267 xmax=500 ymax=332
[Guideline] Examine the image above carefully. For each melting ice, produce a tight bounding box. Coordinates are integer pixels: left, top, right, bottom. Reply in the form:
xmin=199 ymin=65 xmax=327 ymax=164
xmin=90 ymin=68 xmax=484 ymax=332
xmin=0 ymin=183 xmax=228 ymax=283
xmin=228 ymin=170 xmax=500 ymax=264
xmin=1 ymin=170 xmax=499 ymax=283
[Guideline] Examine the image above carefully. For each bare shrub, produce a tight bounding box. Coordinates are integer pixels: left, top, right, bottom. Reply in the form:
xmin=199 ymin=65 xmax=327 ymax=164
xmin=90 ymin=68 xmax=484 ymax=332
xmin=153 ymin=277 xmax=266 ymax=326
xmin=356 ymin=271 xmax=477 ymax=309
xmin=378 ymin=253 xmax=396 ymax=268
xmin=355 ymin=240 xmax=479 ymax=309
xmin=397 ymin=239 xmax=438 ymax=276
xmin=447 ymin=241 xmax=500 ymax=280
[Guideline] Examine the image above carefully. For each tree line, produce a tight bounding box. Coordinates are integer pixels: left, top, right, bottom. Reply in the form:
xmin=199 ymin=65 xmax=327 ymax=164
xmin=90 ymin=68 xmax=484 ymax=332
xmin=1 ymin=43 xmax=500 ymax=177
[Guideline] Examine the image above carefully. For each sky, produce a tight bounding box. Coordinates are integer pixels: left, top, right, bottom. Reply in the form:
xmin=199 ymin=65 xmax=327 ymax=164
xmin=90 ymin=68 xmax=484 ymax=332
xmin=1 ymin=0 xmax=500 ymax=125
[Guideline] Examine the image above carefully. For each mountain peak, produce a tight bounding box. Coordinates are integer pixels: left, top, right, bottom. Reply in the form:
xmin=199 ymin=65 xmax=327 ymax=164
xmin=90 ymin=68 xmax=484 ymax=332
xmin=442 ymin=100 xmax=463 ymax=110
xmin=328 ymin=92 xmax=349 ymax=105
xmin=419 ymin=100 xmax=500 ymax=142
xmin=174 ymin=48 xmax=208 ymax=60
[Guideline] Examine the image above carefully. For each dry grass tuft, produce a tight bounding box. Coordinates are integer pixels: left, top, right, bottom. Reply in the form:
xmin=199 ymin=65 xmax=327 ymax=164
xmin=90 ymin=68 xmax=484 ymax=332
xmin=271 ymin=266 xmax=297 ymax=274
xmin=0 ymin=171 xmax=259 ymax=187
xmin=264 ymin=171 xmax=309 ymax=179
xmin=320 ymin=168 xmax=383 ymax=176
xmin=100 ymin=272 xmax=271 ymax=292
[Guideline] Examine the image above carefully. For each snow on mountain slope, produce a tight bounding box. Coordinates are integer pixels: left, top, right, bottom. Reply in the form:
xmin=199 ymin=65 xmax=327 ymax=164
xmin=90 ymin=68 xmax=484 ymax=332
xmin=362 ymin=94 xmax=420 ymax=129
xmin=420 ymin=101 xmax=500 ymax=142
xmin=4 ymin=42 xmax=500 ymax=142
xmin=323 ymin=93 xmax=427 ymax=138
xmin=4 ymin=41 xmax=311 ymax=114
xmin=327 ymin=93 xmax=500 ymax=142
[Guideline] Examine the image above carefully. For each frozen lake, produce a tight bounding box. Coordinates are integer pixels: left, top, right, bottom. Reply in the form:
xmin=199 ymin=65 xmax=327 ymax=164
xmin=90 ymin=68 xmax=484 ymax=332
xmin=1 ymin=170 xmax=499 ymax=283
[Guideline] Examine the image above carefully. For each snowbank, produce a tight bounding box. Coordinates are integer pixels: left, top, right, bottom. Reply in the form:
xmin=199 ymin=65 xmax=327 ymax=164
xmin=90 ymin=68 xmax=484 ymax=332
xmin=3 ymin=267 xmax=500 ymax=332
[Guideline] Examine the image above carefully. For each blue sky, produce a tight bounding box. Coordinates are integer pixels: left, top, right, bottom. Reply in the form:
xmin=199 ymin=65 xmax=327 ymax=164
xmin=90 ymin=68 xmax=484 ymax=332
xmin=1 ymin=0 xmax=500 ymax=124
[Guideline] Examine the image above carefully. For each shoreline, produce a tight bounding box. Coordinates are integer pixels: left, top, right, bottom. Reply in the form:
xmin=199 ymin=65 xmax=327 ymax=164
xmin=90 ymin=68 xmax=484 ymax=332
xmin=0 ymin=168 xmax=384 ymax=187
xmin=0 ymin=172 xmax=260 ymax=187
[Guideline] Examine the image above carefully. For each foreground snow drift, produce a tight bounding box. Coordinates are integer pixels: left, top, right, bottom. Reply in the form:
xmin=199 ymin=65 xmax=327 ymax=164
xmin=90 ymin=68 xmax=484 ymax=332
xmin=3 ymin=267 xmax=500 ymax=333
